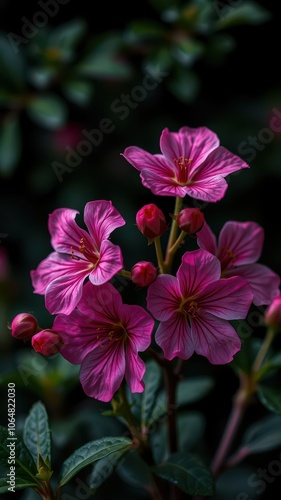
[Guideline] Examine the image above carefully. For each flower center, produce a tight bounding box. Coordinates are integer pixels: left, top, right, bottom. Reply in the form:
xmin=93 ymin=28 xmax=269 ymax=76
xmin=70 ymin=237 xmax=100 ymax=265
xmin=179 ymin=298 xmax=201 ymax=319
xmin=220 ymin=247 xmax=236 ymax=271
xmin=96 ymin=323 xmax=127 ymax=348
xmin=173 ymin=156 xmax=193 ymax=185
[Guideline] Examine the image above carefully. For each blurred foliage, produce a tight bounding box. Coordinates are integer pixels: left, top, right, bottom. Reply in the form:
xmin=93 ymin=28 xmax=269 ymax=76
xmin=1 ymin=0 xmax=281 ymax=498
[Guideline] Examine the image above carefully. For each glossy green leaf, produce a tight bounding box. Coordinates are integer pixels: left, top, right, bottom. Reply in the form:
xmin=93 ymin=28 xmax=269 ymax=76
xmin=151 ymin=411 xmax=206 ymax=464
xmin=167 ymin=68 xmax=200 ymax=103
xmin=214 ymin=1 xmax=271 ymax=29
xmin=141 ymin=360 xmax=163 ymax=430
xmin=26 ymin=94 xmax=67 ymax=129
xmin=23 ymin=401 xmax=51 ymax=465
xmin=176 ymin=376 xmax=214 ymax=406
xmin=58 ymin=436 xmax=132 ymax=487
xmin=0 ymin=427 xmax=38 ymax=483
xmin=0 ymin=34 xmax=25 ymax=89
xmin=152 ymin=452 xmax=215 ymax=496
xmin=63 ymin=79 xmax=94 ymax=105
xmin=117 ymin=449 xmax=159 ymax=495
xmin=257 ymin=385 xmax=281 ymax=413
xmin=0 ymin=115 xmax=21 ymax=176
xmin=239 ymin=413 xmax=281 ymax=454
xmin=48 ymin=18 xmax=87 ymax=62
xmin=88 ymin=448 xmax=130 ymax=490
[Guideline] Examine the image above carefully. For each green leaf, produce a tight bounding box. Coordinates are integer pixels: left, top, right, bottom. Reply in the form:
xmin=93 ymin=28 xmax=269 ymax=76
xmin=176 ymin=376 xmax=214 ymax=406
xmin=213 ymin=465 xmax=260 ymax=500
xmin=58 ymin=436 xmax=132 ymax=487
xmin=0 ymin=34 xmax=25 ymax=90
xmin=117 ymin=449 xmax=159 ymax=495
xmin=0 ymin=475 xmax=38 ymax=494
xmin=48 ymin=18 xmax=87 ymax=62
xmin=238 ymin=413 xmax=281 ymax=455
xmin=141 ymin=360 xmax=163 ymax=430
xmin=151 ymin=411 xmax=206 ymax=464
xmin=173 ymin=39 xmax=204 ymax=66
xmin=257 ymin=385 xmax=281 ymax=413
xmin=26 ymin=94 xmax=67 ymax=129
xmin=0 ymin=427 xmax=38 ymax=484
xmin=167 ymin=68 xmax=200 ymax=103
xmin=215 ymin=1 xmax=271 ymax=29
xmin=23 ymin=401 xmax=51 ymax=465
xmin=76 ymin=35 xmax=132 ymax=80
xmin=152 ymin=452 xmax=215 ymax=496
xmin=62 ymin=80 xmax=94 ymax=105
xmin=88 ymin=448 xmax=129 ymax=490
xmin=124 ymin=20 xmax=165 ymax=44
xmin=0 ymin=115 xmax=21 ymax=176
xmin=255 ymin=351 xmax=281 ymax=381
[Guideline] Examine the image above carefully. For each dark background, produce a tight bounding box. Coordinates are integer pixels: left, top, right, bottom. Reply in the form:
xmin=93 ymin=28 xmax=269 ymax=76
xmin=0 ymin=1 xmax=281 ymax=499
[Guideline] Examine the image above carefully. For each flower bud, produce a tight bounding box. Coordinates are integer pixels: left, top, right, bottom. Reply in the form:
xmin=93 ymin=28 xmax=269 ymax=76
xmin=131 ymin=261 xmax=158 ymax=287
xmin=10 ymin=313 xmax=39 ymax=340
xmin=175 ymin=208 xmax=205 ymax=235
xmin=264 ymin=295 xmax=281 ymax=330
xmin=31 ymin=329 xmax=63 ymax=357
xmin=136 ymin=203 xmax=167 ymax=239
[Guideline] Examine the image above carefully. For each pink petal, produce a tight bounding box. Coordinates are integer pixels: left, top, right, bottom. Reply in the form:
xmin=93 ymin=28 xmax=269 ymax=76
xmin=31 ymin=252 xmax=91 ymax=296
xmin=160 ymin=126 xmax=220 ymax=174
xmin=197 ymin=276 xmax=253 ymax=319
xmin=141 ymin=169 xmax=187 ymax=197
xmin=191 ymin=313 xmax=241 ymax=364
xmin=88 ymin=240 xmax=123 ymax=285
xmin=121 ymin=146 xmax=174 ymax=175
xmin=80 ymin=342 xmax=126 ymax=402
xmin=197 ymin=222 xmax=218 ymax=255
xmin=218 ymin=221 xmax=264 ymax=267
xmin=125 ymin=345 xmax=146 ymax=393
xmin=191 ymin=146 xmax=249 ymax=181
xmin=177 ymin=249 xmax=221 ymax=297
xmin=184 ymin=175 xmax=228 ymax=202
xmin=45 ymin=265 xmax=91 ymax=315
xmin=120 ymin=304 xmax=153 ymax=351
xmin=77 ymin=281 xmax=122 ymax=321
xmin=48 ymin=208 xmax=93 ymax=257
xmin=84 ymin=200 xmax=125 ymax=247
xmin=226 ymin=264 xmax=281 ymax=306
xmin=54 ymin=311 xmax=101 ymax=364
xmin=146 ymin=275 xmax=182 ymax=321
xmin=155 ymin=313 xmax=194 ymax=360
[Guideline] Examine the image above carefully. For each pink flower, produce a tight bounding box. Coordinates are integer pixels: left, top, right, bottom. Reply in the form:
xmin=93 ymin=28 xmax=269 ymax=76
xmin=10 ymin=313 xmax=39 ymax=340
xmin=121 ymin=126 xmax=249 ymax=202
xmin=54 ymin=282 xmax=154 ymax=402
xmin=146 ymin=249 xmax=253 ymax=364
xmin=131 ymin=261 xmax=158 ymax=287
xmin=32 ymin=329 xmax=63 ymax=356
xmin=264 ymin=295 xmax=281 ymax=330
xmin=197 ymin=221 xmax=280 ymax=306
xmin=136 ymin=203 xmax=167 ymax=239
xmin=31 ymin=200 xmax=125 ymax=315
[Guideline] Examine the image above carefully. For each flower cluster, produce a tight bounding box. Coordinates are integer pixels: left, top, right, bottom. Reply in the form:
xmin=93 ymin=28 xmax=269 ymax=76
xmin=11 ymin=125 xmax=280 ymax=402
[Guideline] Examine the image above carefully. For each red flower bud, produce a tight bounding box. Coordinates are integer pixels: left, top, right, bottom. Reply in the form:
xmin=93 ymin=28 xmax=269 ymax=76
xmin=175 ymin=208 xmax=205 ymax=235
xmin=131 ymin=261 xmax=158 ymax=287
xmin=136 ymin=204 xmax=167 ymax=239
xmin=10 ymin=313 xmax=39 ymax=340
xmin=31 ymin=329 xmax=63 ymax=357
xmin=264 ymin=295 xmax=281 ymax=330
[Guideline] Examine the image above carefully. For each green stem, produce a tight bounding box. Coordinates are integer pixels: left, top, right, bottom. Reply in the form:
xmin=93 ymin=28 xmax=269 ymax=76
xmin=163 ymin=197 xmax=183 ymax=273
xmin=252 ymin=327 xmax=276 ymax=374
xmin=154 ymin=237 xmax=165 ymax=274
xmin=118 ymin=269 xmax=132 ymax=279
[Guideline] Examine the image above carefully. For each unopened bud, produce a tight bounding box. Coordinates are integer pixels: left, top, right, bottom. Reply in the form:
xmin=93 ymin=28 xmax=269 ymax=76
xmin=131 ymin=261 xmax=158 ymax=287
xmin=31 ymin=329 xmax=63 ymax=357
xmin=136 ymin=203 xmax=167 ymax=239
xmin=10 ymin=313 xmax=39 ymax=340
xmin=264 ymin=295 xmax=281 ymax=330
xmin=173 ymin=208 xmax=205 ymax=235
